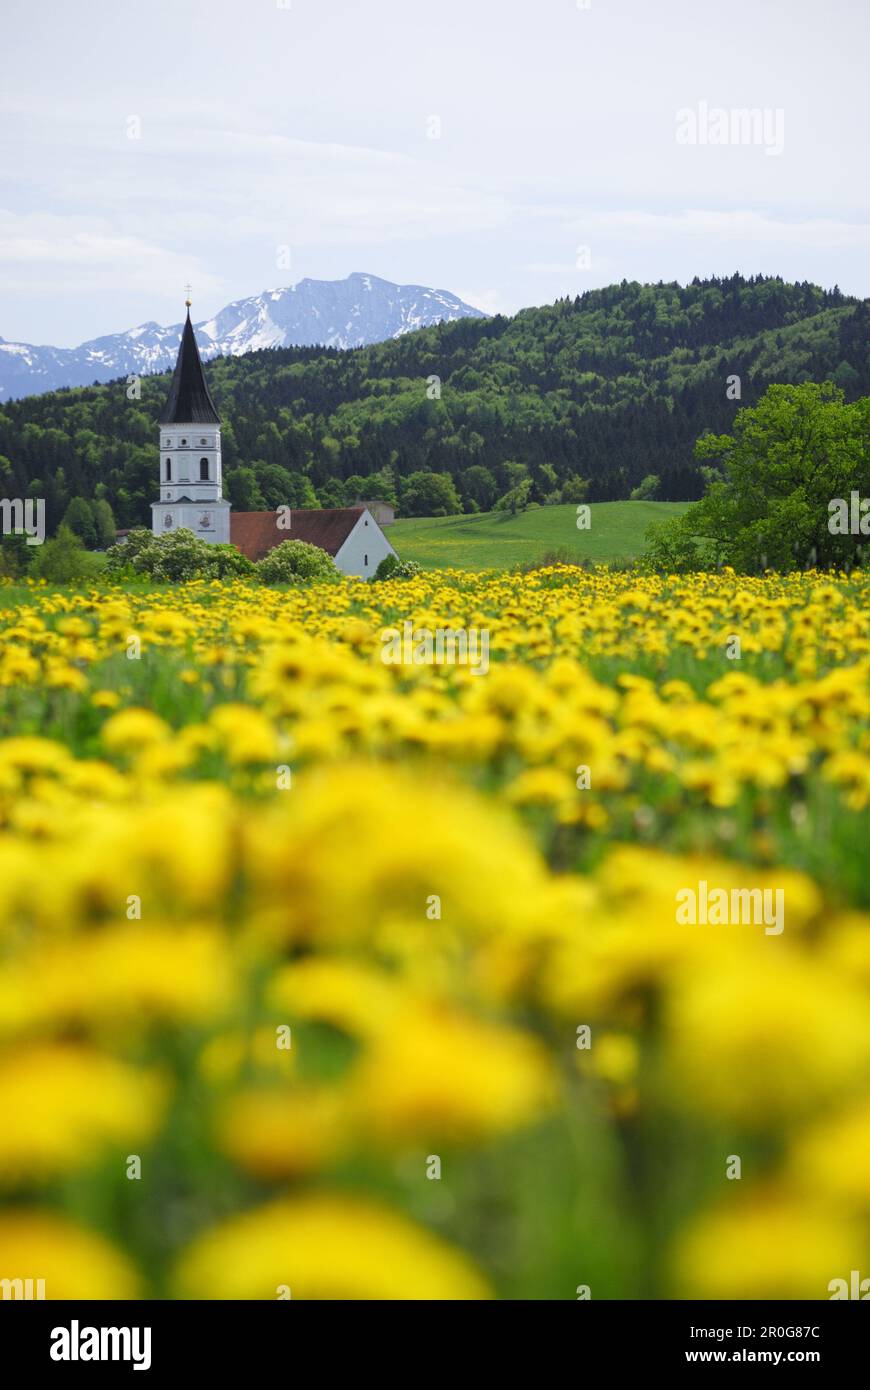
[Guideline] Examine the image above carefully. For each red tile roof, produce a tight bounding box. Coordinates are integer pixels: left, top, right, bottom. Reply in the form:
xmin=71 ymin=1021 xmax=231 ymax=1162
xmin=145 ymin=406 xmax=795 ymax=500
xmin=230 ymin=508 xmax=364 ymax=562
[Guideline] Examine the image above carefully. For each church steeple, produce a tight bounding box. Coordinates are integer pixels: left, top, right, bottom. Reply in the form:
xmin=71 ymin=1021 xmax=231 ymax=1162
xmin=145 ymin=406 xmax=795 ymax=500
xmin=158 ymin=306 xmax=220 ymax=426
xmin=151 ymin=297 xmax=230 ymax=544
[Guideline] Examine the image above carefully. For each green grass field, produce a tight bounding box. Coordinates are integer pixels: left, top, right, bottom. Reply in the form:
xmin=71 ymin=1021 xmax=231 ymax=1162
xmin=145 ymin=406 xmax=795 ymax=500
xmin=389 ymin=501 xmax=690 ymax=570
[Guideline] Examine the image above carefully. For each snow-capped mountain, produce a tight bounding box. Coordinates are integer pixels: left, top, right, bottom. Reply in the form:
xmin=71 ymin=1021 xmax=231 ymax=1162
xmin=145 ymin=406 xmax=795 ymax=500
xmin=0 ymin=273 xmax=485 ymax=402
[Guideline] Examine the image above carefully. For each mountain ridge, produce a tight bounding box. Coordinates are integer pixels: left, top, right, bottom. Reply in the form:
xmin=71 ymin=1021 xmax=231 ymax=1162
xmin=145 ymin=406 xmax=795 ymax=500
xmin=0 ymin=273 xmax=485 ymax=401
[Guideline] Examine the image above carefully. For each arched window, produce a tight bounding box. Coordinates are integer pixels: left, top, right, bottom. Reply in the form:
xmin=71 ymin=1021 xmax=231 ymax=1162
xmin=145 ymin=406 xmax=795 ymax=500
xmin=180 ymin=438 xmax=187 ymax=446
xmin=199 ymin=458 xmax=209 ymax=480
xmin=364 ymin=554 xmax=368 ymax=566
xmin=165 ymin=459 xmax=171 ymax=480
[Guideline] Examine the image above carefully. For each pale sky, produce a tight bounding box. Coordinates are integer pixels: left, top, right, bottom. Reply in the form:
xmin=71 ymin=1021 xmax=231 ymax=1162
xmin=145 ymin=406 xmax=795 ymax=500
xmin=1 ymin=0 xmax=868 ymax=346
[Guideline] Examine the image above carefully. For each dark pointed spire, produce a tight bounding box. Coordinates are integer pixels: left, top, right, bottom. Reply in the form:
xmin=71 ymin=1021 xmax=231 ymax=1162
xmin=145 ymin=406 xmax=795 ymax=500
xmin=158 ymin=307 xmax=220 ymax=425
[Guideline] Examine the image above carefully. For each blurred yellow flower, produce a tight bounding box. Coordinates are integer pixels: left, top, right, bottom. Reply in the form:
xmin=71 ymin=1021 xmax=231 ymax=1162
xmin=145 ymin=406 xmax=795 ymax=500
xmin=173 ymin=1193 xmax=491 ymax=1299
xmin=0 ymin=1211 xmax=141 ymax=1298
xmin=0 ymin=1045 xmax=166 ymax=1181
xmin=101 ymin=708 xmax=171 ymax=752
xmin=350 ymin=1004 xmax=556 ymax=1144
xmin=215 ymin=1087 xmax=347 ymax=1178
xmin=665 ymin=952 xmax=870 ymax=1123
xmin=790 ymin=1101 xmax=870 ymax=1207
xmin=673 ymin=1193 xmax=861 ymax=1299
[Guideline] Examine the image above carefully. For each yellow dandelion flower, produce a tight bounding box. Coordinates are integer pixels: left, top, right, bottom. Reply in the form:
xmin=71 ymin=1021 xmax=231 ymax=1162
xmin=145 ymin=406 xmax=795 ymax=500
xmin=173 ymin=1194 xmax=491 ymax=1299
xmin=0 ymin=1211 xmax=141 ymax=1299
xmin=665 ymin=952 xmax=870 ymax=1123
xmin=350 ymin=1004 xmax=556 ymax=1144
xmin=101 ymin=707 xmax=171 ymax=752
xmin=209 ymin=703 xmax=280 ymax=764
xmin=790 ymin=1102 xmax=870 ymax=1207
xmin=91 ymin=690 xmax=121 ymax=710
xmin=267 ymin=958 xmax=404 ymax=1040
xmin=0 ymin=737 xmax=70 ymax=775
xmin=215 ymin=1086 xmax=347 ymax=1178
xmin=0 ymin=924 xmax=234 ymax=1037
xmin=0 ymin=1045 xmax=167 ymax=1181
xmin=672 ymin=1194 xmax=860 ymax=1299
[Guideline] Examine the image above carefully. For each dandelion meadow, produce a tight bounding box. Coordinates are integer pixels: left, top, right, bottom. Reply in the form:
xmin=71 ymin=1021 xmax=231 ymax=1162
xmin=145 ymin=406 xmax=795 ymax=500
xmin=0 ymin=564 xmax=869 ymax=1299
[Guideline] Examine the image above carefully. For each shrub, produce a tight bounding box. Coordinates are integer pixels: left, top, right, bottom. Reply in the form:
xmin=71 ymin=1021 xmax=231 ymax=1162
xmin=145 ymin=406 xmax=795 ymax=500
xmin=255 ymin=539 xmax=340 ymax=585
xmin=104 ymin=528 xmax=250 ymax=583
xmin=630 ymin=474 xmax=660 ymax=502
xmin=641 ymin=516 xmax=712 ymax=573
xmin=210 ymin=544 xmax=256 ymax=579
xmin=513 ymin=548 xmax=588 ymax=575
xmin=29 ymin=525 xmax=102 ymax=583
xmin=373 ymin=555 xmax=422 ymax=582
xmin=104 ymin=528 xmax=154 ymax=576
xmin=494 ymin=478 xmax=532 ymax=515
xmin=0 ymin=534 xmax=33 ymax=579
xmin=130 ymin=529 xmax=218 ymax=582
xmin=560 ymin=475 xmax=589 ymax=504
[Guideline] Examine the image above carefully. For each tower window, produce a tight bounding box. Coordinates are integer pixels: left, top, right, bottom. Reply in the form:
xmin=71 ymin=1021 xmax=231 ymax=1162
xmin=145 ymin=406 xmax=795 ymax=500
xmin=364 ymin=554 xmax=368 ymax=566
xmin=199 ymin=458 xmax=209 ymax=480
xmin=165 ymin=459 xmax=171 ymax=480
xmin=200 ymin=438 xmax=208 ymax=445
xmin=181 ymin=438 xmax=187 ymax=446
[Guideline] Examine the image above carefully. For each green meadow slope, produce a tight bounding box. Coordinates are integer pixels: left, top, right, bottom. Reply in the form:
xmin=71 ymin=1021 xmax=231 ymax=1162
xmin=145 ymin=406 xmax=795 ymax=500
xmin=390 ymin=501 xmax=690 ymax=570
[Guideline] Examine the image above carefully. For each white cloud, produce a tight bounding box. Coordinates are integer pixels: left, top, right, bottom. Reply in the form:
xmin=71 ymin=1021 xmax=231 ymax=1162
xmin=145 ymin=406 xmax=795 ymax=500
xmin=0 ymin=211 xmax=222 ymax=295
xmin=2 ymin=116 xmax=512 ymax=253
xmin=3 ymin=0 xmax=870 ymax=340
xmin=575 ymin=209 xmax=870 ymax=249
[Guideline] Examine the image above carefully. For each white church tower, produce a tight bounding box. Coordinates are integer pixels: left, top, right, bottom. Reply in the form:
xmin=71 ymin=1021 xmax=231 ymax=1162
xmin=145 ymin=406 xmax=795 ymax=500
xmin=151 ymin=297 xmax=230 ymax=543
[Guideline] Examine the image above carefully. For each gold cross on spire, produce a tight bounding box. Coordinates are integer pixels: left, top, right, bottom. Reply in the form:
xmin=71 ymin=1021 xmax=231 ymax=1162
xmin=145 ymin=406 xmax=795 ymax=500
xmin=184 ymin=282 xmax=192 ymax=308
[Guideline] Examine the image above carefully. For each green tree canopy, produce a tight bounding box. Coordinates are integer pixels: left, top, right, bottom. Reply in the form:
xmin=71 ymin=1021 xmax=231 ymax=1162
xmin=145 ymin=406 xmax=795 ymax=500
xmin=400 ymin=471 xmax=462 ymax=517
xmin=62 ymin=496 xmax=98 ymax=548
xmin=92 ymin=497 xmax=117 ymax=548
xmin=644 ymin=382 xmax=870 ymax=572
xmin=630 ymin=474 xmax=660 ymax=501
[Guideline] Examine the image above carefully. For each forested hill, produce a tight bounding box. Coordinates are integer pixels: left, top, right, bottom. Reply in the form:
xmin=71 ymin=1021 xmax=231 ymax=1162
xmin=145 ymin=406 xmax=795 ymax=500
xmin=2 ymin=275 xmax=869 ymax=533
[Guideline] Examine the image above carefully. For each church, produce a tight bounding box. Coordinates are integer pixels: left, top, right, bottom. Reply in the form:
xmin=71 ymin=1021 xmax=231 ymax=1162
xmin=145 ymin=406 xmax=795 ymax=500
xmin=152 ymin=299 xmax=398 ymax=578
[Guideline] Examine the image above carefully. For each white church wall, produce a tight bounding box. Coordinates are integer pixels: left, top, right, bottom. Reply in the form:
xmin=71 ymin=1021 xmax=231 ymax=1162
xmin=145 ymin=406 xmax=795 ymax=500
xmin=151 ymin=499 xmax=231 ymax=543
xmin=333 ymin=510 xmax=397 ymax=578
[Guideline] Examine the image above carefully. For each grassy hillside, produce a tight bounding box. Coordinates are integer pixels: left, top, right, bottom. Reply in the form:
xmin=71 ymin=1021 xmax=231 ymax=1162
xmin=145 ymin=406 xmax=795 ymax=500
xmin=391 ymin=500 xmax=690 ymax=569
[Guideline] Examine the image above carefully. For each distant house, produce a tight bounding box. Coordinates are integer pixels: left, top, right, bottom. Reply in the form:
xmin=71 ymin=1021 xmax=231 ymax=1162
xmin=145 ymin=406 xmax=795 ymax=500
xmin=231 ymin=506 xmax=396 ymax=579
xmin=353 ymin=497 xmax=395 ymax=527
